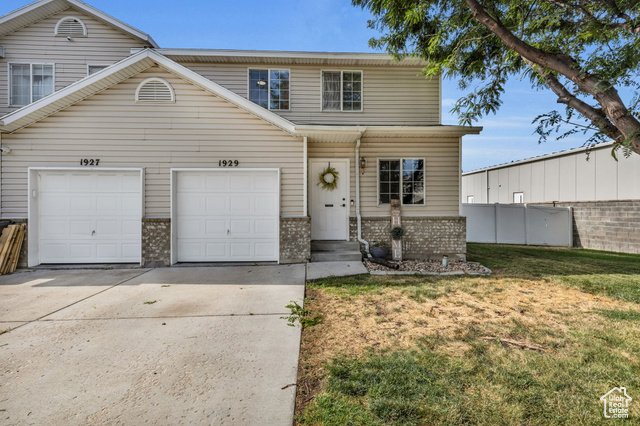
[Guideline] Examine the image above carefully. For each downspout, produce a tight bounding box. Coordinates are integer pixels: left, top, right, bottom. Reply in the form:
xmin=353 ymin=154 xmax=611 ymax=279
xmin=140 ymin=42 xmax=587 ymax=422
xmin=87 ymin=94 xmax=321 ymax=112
xmin=303 ymin=136 xmax=308 ymax=217
xmin=355 ymin=138 xmax=371 ymax=257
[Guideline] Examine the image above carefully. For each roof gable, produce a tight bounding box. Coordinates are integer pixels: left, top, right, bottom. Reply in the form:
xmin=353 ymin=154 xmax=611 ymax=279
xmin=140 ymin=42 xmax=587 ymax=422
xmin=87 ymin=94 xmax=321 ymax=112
xmin=0 ymin=49 xmax=296 ymax=136
xmin=0 ymin=0 xmax=158 ymax=47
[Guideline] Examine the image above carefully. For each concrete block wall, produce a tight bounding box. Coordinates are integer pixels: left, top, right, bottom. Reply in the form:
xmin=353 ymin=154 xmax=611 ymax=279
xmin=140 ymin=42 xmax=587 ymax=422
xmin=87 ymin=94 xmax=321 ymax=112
xmin=539 ymin=200 xmax=640 ymax=254
xmin=350 ymin=216 xmax=466 ymax=260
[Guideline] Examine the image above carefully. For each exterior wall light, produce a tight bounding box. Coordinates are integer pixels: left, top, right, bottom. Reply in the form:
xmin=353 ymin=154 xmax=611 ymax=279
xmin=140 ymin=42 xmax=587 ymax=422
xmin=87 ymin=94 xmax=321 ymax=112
xmin=359 ymin=157 xmax=366 ymax=175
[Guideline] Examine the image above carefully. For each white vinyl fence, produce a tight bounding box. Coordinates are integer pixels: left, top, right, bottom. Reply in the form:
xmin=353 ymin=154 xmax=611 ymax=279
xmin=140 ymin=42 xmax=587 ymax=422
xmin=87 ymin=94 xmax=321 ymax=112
xmin=461 ymin=204 xmax=573 ymax=246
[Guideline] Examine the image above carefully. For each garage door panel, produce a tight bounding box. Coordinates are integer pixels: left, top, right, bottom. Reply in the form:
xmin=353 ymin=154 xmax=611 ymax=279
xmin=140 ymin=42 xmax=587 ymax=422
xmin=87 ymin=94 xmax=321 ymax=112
xmin=69 ymin=174 xmax=94 ymax=191
xmin=255 ymin=220 xmax=277 ymax=236
xmin=205 ymin=196 xmax=227 ymax=214
xmin=122 ymin=220 xmax=141 ymax=237
xmin=205 ymin=242 xmax=227 ymax=257
xmin=255 ymin=196 xmax=278 ymax=213
xmin=229 ymin=242 xmax=252 ymax=258
xmin=96 ymin=243 xmax=118 ymax=259
xmin=230 ymin=195 xmax=251 ymax=212
xmin=205 ymin=219 xmax=226 ymax=236
xmin=122 ymin=244 xmax=140 ymax=260
xmin=38 ymin=170 xmax=141 ymax=264
xmin=230 ymin=174 xmax=253 ymax=190
xmin=69 ymin=243 xmax=93 ymax=259
xmin=70 ymin=220 xmax=94 ymax=237
xmin=176 ymin=170 xmax=279 ymax=262
xmin=40 ymin=173 xmax=69 ymax=191
xmin=230 ymin=220 xmax=252 ymax=235
xmin=205 ymin=174 xmax=228 ymax=189
xmin=41 ymin=195 xmax=69 ymax=214
xmin=177 ymin=194 xmax=204 ymax=214
xmin=178 ymin=173 xmax=203 ymax=190
xmin=255 ymin=242 xmax=278 ymax=257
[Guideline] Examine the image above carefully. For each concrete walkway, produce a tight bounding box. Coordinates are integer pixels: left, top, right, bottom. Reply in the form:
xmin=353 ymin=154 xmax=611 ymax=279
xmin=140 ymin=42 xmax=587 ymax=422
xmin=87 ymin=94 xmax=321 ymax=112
xmin=0 ymin=265 xmax=305 ymax=425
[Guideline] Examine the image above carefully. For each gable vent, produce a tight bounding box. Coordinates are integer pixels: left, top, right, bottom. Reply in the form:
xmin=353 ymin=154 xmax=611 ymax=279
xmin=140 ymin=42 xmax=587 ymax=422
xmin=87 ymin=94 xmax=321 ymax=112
xmin=135 ymin=78 xmax=175 ymax=102
xmin=55 ymin=17 xmax=87 ymax=37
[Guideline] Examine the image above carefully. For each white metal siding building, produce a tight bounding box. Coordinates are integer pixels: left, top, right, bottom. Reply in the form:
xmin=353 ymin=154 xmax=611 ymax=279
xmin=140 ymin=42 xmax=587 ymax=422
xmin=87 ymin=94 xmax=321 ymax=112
xmin=462 ymin=142 xmax=640 ymax=204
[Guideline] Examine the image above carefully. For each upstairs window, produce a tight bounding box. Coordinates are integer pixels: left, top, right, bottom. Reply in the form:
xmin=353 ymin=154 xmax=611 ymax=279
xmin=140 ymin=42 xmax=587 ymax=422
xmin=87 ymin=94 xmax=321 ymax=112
xmin=248 ymin=69 xmax=290 ymax=110
xmin=10 ymin=63 xmax=54 ymax=106
xmin=322 ymin=70 xmax=362 ymax=111
xmin=135 ymin=78 xmax=175 ymax=102
xmin=378 ymin=159 xmax=425 ymax=205
xmin=55 ymin=17 xmax=87 ymax=37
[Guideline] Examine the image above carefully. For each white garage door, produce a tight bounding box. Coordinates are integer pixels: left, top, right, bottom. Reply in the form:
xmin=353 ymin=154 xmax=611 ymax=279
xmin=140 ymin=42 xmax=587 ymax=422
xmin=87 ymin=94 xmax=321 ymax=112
xmin=175 ymin=170 xmax=279 ymax=262
xmin=38 ymin=170 xmax=142 ymax=264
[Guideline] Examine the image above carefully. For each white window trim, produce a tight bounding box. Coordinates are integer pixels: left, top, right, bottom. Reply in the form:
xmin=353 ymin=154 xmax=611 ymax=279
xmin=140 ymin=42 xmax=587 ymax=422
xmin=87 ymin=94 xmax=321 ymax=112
xmin=467 ymin=195 xmax=474 ymax=203
xmin=376 ymin=157 xmax=426 ymax=206
xmin=54 ymin=16 xmax=88 ymax=37
xmin=320 ymin=69 xmax=363 ymax=112
xmin=87 ymin=64 xmax=109 ymax=76
xmin=246 ymin=68 xmax=291 ymax=111
xmin=135 ymin=77 xmax=175 ymax=103
xmin=8 ymin=62 xmax=56 ymax=107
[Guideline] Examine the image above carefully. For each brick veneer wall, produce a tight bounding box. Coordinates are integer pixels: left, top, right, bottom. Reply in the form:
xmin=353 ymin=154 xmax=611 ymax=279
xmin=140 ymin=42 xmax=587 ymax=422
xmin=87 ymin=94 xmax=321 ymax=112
xmin=141 ymin=218 xmax=171 ymax=267
xmin=535 ymin=200 xmax=640 ymax=254
xmin=349 ymin=216 xmax=467 ymax=260
xmin=280 ymin=217 xmax=311 ymax=263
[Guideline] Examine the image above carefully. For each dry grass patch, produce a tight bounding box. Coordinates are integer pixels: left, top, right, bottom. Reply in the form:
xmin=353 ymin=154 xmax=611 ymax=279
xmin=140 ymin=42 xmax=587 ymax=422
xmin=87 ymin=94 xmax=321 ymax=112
xmin=295 ymin=248 xmax=640 ymax=424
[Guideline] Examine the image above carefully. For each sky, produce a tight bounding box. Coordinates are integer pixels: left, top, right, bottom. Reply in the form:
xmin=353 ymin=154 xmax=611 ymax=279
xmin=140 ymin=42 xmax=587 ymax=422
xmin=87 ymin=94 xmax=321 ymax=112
xmin=2 ymin=0 xmax=593 ymax=171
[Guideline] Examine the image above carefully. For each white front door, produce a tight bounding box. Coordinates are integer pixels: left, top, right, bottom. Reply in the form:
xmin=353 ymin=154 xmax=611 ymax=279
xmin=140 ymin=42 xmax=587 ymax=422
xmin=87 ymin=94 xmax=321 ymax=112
xmin=37 ymin=170 xmax=142 ymax=264
xmin=174 ymin=169 xmax=280 ymax=262
xmin=310 ymin=159 xmax=349 ymax=240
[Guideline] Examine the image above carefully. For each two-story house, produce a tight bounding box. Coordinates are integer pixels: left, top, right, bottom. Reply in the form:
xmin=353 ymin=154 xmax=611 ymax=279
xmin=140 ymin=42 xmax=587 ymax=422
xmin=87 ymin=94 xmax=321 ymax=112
xmin=0 ymin=0 xmax=481 ymax=267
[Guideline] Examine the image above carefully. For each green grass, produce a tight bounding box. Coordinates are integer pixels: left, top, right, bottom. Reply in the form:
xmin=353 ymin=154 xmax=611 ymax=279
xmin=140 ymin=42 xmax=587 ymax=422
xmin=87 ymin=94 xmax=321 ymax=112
xmin=467 ymin=243 xmax=640 ymax=303
xmin=298 ymin=244 xmax=640 ymax=425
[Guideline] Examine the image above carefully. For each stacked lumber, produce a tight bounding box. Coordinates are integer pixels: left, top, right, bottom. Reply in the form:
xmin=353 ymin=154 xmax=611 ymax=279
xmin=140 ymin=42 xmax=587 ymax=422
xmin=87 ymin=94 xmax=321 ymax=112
xmin=0 ymin=224 xmax=26 ymax=275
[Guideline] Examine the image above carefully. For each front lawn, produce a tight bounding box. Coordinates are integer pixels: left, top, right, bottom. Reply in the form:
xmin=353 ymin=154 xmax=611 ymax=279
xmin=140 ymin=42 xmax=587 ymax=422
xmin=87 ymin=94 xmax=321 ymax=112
xmin=295 ymin=244 xmax=640 ymax=425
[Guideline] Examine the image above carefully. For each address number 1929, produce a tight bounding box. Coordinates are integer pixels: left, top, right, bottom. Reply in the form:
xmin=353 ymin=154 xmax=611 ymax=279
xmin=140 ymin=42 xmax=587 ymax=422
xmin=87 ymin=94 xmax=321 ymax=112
xmin=219 ymin=160 xmax=239 ymax=167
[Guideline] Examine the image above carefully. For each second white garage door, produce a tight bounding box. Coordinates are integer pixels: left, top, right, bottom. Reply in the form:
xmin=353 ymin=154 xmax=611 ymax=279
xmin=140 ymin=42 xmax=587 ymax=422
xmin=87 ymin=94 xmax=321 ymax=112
xmin=37 ymin=169 xmax=142 ymax=264
xmin=174 ymin=169 xmax=280 ymax=262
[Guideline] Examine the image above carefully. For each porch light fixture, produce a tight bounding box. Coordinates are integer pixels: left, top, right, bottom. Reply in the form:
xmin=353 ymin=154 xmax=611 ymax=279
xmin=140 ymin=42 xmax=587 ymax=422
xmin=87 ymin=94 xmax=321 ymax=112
xmin=359 ymin=157 xmax=367 ymax=175
xmin=0 ymin=146 xmax=11 ymax=154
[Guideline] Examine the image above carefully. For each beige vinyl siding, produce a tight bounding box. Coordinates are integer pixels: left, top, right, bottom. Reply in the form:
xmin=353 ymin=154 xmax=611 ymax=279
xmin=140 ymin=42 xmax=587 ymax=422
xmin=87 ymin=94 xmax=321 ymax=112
xmin=1 ymin=67 xmax=304 ymax=217
xmin=0 ymin=7 xmax=148 ymax=115
xmin=308 ymin=137 xmax=460 ymax=217
xmin=182 ymin=63 xmax=440 ymax=126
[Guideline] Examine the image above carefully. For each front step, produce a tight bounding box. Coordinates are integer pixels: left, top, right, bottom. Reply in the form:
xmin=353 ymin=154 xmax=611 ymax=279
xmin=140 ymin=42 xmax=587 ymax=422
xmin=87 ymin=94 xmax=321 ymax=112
xmin=311 ymin=240 xmax=360 ymax=252
xmin=310 ymin=240 xmax=362 ymax=262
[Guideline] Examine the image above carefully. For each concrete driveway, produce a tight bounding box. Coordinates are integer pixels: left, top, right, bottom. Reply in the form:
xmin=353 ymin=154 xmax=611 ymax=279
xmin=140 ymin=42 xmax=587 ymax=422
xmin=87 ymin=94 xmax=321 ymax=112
xmin=0 ymin=265 xmax=306 ymax=425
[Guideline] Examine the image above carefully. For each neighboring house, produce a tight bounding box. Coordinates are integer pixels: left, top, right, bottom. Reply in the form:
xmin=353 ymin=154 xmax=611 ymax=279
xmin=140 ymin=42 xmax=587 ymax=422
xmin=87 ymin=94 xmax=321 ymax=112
xmin=0 ymin=0 xmax=481 ymax=268
xmin=461 ymin=142 xmax=640 ymax=254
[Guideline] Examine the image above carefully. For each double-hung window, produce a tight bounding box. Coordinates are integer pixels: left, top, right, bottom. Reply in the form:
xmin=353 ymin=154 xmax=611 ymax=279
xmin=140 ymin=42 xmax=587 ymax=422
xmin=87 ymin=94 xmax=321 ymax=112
xmin=322 ymin=70 xmax=362 ymax=111
xmin=248 ymin=69 xmax=290 ymax=110
xmin=10 ymin=63 xmax=54 ymax=107
xmin=378 ymin=159 xmax=425 ymax=205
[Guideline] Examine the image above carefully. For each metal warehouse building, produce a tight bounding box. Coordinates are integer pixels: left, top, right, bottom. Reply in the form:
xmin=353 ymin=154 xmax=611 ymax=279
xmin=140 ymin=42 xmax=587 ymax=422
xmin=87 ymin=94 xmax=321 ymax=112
xmin=461 ymin=141 xmax=640 ymax=254
xmin=462 ymin=141 xmax=640 ymax=204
